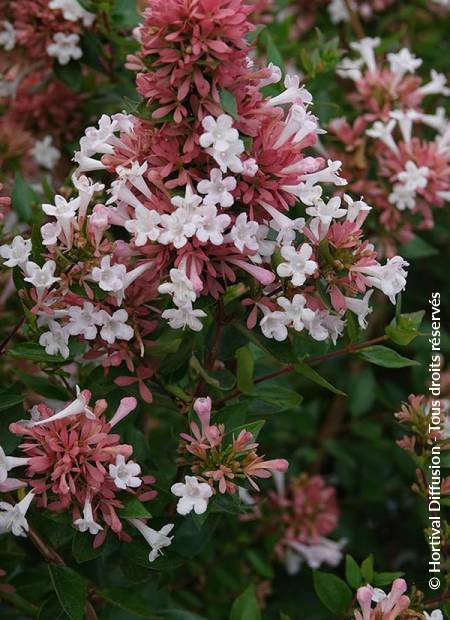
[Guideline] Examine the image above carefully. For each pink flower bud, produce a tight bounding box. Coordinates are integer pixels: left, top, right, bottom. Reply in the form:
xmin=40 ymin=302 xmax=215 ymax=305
xmin=109 ymin=397 xmax=138 ymax=428
xmin=193 ymin=397 xmax=212 ymax=428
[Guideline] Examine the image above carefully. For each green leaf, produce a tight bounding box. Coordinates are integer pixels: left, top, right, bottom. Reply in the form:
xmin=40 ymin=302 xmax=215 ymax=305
xmin=361 ymin=555 xmax=374 ymax=582
xmin=226 ymin=420 xmax=265 ymax=441
xmin=345 ymin=555 xmax=362 ymax=589
xmin=16 ymin=372 xmax=69 ymax=401
xmin=385 ymin=311 xmax=425 ymax=346
xmin=236 ymin=346 xmax=254 ymax=394
xmin=219 ymin=89 xmax=238 ymax=119
xmin=48 ymin=565 xmax=87 ymax=620
xmin=100 ymin=587 xmax=160 ymax=619
xmin=313 ymin=571 xmax=352 ymax=615
xmin=0 ymin=393 xmax=24 ymax=411
xmin=357 ymin=345 xmax=419 ymax=368
xmin=230 ymin=585 xmax=261 ymax=620
xmin=11 ymin=173 xmax=36 ymax=222
xmin=295 ymin=363 xmax=346 ymax=396
xmin=349 ymin=367 xmax=376 ymax=417
xmin=54 ymin=60 xmax=82 ymax=91
xmin=9 ymin=343 xmax=66 ymax=364
xmin=400 ymin=236 xmax=438 ymax=259
xmin=72 ymin=531 xmax=103 ymax=564
xmin=112 ymin=0 xmax=140 ymax=26
xmin=254 ymin=385 xmax=302 ymax=409
xmin=260 ymin=31 xmax=284 ymax=72
xmin=117 ymin=495 xmax=152 ymax=519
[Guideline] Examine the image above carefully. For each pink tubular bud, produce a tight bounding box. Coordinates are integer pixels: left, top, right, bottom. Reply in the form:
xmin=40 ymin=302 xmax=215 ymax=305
xmin=109 ymin=397 xmax=138 ymax=428
xmin=356 ymin=586 xmax=374 ymax=620
xmin=193 ymin=396 xmax=212 ymax=428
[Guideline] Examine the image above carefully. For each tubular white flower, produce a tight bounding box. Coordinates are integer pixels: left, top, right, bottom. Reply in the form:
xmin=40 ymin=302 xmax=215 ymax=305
xmin=197 ymin=169 xmax=236 ymax=208
xmin=260 ymin=310 xmax=290 ymax=341
xmin=350 ymin=37 xmax=380 ymax=72
xmin=277 ymin=295 xmax=316 ymax=332
xmin=276 ymin=244 xmax=317 ymax=286
xmin=73 ymin=497 xmax=103 ymax=535
xmin=418 ymin=70 xmax=450 ymax=97
xmin=229 ymin=213 xmax=259 ymax=253
xmin=0 ymin=447 xmax=29 ymax=484
xmin=67 ymin=303 xmax=104 ymax=340
xmin=39 ymin=321 xmax=70 ymax=359
xmin=158 ymin=268 xmax=197 ymax=305
xmin=387 ymin=48 xmax=422 ymax=85
xmin=24 ymin=261 xmax=60 ymax=297
xmin=125 ymin=206 xmax=161 ymax=246
xmin=91 ymin=256 xmax=127 ymax=293
xmin=267 ymin=74 xmax=312 ymax=107
xmin=0 ymin=491 xmax=34 ymax=537
xmin=109 ymin=455 xmax=142 ymax=490
xmin=336 ymin=57 xmax=363 ymax=82
xmin=0 ymin=236 xmax=32 ymax=268
xmin=98 ymin=309 xmax=134 ymax=344
xmin=162 ymin=303 xmax=207 ymax=331
xmin=193 ymin=206 xmax=231 ymax=245
xmin=159 ymin=209 xmax=196 ymax=248
xmin=366 ymin=120 xmax=399 ymax=154
xmin=47 ymin=33 xmax=82 ymax=65
xmin=31 ymin=136 xmax=60 ymax=170
xmin=300 ymin=159 xmax=347 ymax=187
xmin=344 ymin=290 xmax=374 ymax=328
xmin=170 ymin=185 xmax=203 ymax=215
xmin=171 ymin=475 xmax=213 ymax=515
xmin=0 ymin=21 xmax=16 ymax=51
xmin=128 ymin=519 xmax=174 ymax=562
xmin=32 ymin=386 xmax=95 ymax=427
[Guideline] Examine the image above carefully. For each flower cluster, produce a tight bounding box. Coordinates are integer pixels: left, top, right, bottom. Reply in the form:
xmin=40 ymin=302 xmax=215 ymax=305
xmin=0 ymin=0 xmax=96 ymax=183
xmin=246 ymin=472 xmax=344 ymax=574
xmin=330 ymin=38 xmax=450 ymax=249
xmin=0 ymin=0 xmax=409 ymax=378
xmin=3 ymin=389 xmax=157 ymax=548
xmin=173 ymin=396 xmax=288 ymax=511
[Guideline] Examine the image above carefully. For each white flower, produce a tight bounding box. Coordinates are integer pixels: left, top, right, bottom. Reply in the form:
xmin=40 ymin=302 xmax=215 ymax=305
xmin=416 ymin=108 xmax=448 ymax=133
xmin=67 ymin=303 xmax=104 ymax=340
xmin=193 ymin=206 xmax=231 ymax=245
xmin=158 ymin=268 xmax=196 ymax=305
xmin=350 ymin=37 xmax=380 ymax=72
xmin=389 ymin=184 xmax=416 ymax=211
xmin=277 ymin=295 xmax=316 ymax=332
xmin=162 ymin=303 xmax=207 ymax=331
xmin=200 ymin=114 xmax=240 ymax=152
xmin=389 ymin=109 xmax=419 ymax=143
xmin=31 ymin=386 xmax=95 ymax=428
xmin=47 ymin=33 xmax=82 ymax=65
xmin=344 ymin=290 xmax=374 ymax=328
xmin=24 ymin=260 xmax=60 ymax=295
xmin=128 ymin=519 xmax=174 ymax=563
xmin=336 ymin=57 xmax=363 ymax=82
xmin=355 ymin=256 xmax=409 ymax=304
xmin=241 ymin=158 xmax=259 ymax=177
xmin=281 ymin=181 xmax=323 ymax=205
xmin=91 ymin=256 xmax=127 ymax=293
xmin=39 ymin=321 xmax=70 ymax=358
xmin=366 ymin=120 xmax=398 ymax=153
xmin=171 ymin=475 xmax=213 ymax=515
xmin=260 ymin=62 xmax=282 ymax=87
xmin=424 ymin=611 xmax=444 ymax=620
xmin=328 ymin=0 xmax=351 ymax=24
xmin=115 ymin=161 xmax=152 ymax=200
xmin=111 ymin=112 xmax=136 ymax=133
xmin=419 ymin=70 xmax=450 ymax=97
xmin=207 ymin=139 xmax=245 ymax=174
xmin=0 ymin=491 xmax=34 ymax=537
xmin=159 ymin=209 xmax=196 ymax=249
xmin=277 ymin=244 xmax=317 ymax=286
xmin=267 ymin=74 xmax=312 ymax=107
xmin=397 ymin=160 xmax=429 ymax=192
xmin=343 ymin=194 xmax=372 ymax=222
xmin=73 ymin=498 xmax=103 ymax=536
xmin=30 ymin=136 xmax=60 ymax=170
xmin=0 ymin=21 xmax=16 ymax=51
xmin=73 ymin=152 xmax=106 ymax=174
xmin=41 ymin=222 xmax=62 ymax=247
xmin=387 ymin=48 xmax=422 ymax=81
xmin=250 ymin=225 xmax=276 ymax=264
xmin=98 ymin=309 xmax=134 ymax=344
xmin=42 ymin=194 xmax=80 ymax=243
xmin=300 ymin=159 xmax=347 ymax=187
xmin=170 ymin=184 xmax=203 ymax=215
xmin=125 ymin=206 xmax=161 ymax=246
xmin=229 ymin=213 xmax=259 ymax=253
xmin=284 ymin=538 xmax=345 ymax=574
xmin=306 ymin=196 xmax=346 ymax=226
xmin=0 ymin=447 xmax=29 ymax=484
xmin=197 ymin=169 xmax=236 ymax=208
xmin=109 ymin=455 xmax=142 ymax=490
xmin=79 ymin=115 xmax=117 ymax=157
xmin=49 ymin=0 xmax=95 ymax=26
xmin=260 ymin=310 xmax=290 ymax=341
xmin=0 ymin=236 xmax=32 ymax=268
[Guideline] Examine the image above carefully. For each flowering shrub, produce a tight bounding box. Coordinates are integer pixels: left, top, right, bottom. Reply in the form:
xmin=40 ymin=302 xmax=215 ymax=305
xmin=0 ymin=0 xmax=448 ymax=618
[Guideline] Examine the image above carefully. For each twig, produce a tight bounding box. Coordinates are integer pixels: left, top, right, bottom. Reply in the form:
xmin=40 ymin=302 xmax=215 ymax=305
xmin=0 ymin=317 xmax=25 ymax=356
xmin=343 ymin=0 xmax=365 ymax=39
xmin=213 ymin=334 xmax=388 ymax=407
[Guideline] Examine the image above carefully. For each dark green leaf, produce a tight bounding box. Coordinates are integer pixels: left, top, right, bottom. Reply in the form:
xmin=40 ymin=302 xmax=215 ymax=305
xmin=345 ymin=555 xmax=362 ymax=589
xmin=385 ymin=311 xmax=425 ymax=346
xmin=357 ymin=345 xmax=419 ymax=368
xmin=219 ymin=90 xmax=238 ymax=119
xmin=236 ymin=346 xmax=254 ymax=394
xmin=230 ymin=585 xmax=261 ymax=620
xmin=48 ymin=565 xmax=87 ymax=620
xmin=295 ymin=363 xmax=346 ymax=396
xmin=11 ymin=173 xmax=36 ymax=222
xmin=117 ymin=495 xmax=152 ymax=519
xmin=313 ymin=571 xmax=352 ymax=614
xmin=9 ymin=343 xmax=66 ymax=364
xmin=361 ymin=555 xmax=374 ymax=582
xmin=100 ymin=587 xmax=160 ymax=618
